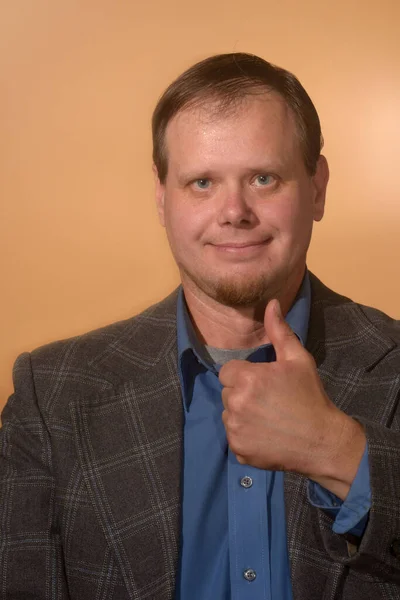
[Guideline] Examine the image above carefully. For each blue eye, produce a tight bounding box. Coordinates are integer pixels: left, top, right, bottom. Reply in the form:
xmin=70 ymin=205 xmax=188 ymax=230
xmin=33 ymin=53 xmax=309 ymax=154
xmin=194 ymin=178 xmax=211 ymax=190
xmin=255 ymin=174 xmax=273 ymax=186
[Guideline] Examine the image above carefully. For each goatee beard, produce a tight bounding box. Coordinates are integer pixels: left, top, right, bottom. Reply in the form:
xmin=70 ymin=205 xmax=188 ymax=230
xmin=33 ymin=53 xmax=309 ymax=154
xmin=182 ymin=267 xmax=275 ymax=308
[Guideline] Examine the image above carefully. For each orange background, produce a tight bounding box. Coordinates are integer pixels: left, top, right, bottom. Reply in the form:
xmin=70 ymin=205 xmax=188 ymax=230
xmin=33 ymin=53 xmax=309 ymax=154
xmin=1 ymin=0 xmax=399 ymax=408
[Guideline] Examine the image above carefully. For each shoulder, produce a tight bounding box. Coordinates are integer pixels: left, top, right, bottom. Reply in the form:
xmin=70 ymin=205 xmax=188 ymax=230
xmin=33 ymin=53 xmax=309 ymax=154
xmin=12 ymin=288 xmax=180 ymax=402
xmin=357 ymin=302 xmax=400 ymax=340
xmin=309 ymin=272 xmax=399 ymax=334
xmin=29 ymin=288 xmax=178 ymax=364
xmin=308 ymin=272 xmax=400 ymax=371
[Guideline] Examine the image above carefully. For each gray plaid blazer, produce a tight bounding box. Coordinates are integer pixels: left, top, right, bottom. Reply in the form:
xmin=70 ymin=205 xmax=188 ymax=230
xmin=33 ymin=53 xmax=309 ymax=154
xmin=1 ymin=273 xmax=400 ymax=599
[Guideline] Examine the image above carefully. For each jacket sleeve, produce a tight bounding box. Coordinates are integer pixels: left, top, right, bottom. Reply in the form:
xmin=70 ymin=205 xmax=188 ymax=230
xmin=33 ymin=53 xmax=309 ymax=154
xmin=317 ymin=416 xmax=400 ymax=582
xmin=0 ymin=353 xmax=70 ymax=599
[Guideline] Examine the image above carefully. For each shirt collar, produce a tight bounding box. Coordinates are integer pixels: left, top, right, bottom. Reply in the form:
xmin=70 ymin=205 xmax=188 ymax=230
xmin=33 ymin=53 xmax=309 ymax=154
xmin=285 ymin=270 xmax=311 ymax=347
xmin=177 ymin=289 xmax=207 ymax=363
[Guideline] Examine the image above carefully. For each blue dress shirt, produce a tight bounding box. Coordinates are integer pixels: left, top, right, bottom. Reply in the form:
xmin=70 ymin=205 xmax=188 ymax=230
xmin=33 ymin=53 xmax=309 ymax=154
xmin=175 ymin=273 xmax=371 ymax=600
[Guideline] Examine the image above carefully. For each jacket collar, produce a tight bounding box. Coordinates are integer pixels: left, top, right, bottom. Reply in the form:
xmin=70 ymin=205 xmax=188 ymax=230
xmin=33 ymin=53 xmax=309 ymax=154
xmin=87 ymin=288 xmax=180 ymax=385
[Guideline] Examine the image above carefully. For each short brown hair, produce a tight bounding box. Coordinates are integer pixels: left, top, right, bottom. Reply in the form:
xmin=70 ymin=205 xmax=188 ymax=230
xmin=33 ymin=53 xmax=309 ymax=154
xmin=152 ymin=52 xmax=323 ymax=182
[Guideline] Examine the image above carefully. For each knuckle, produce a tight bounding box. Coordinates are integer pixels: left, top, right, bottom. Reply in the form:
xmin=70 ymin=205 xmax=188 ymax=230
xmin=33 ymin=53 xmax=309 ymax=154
xmin=221 ymin=388 xmax=230 ymax=406
xmin=218 ymin=364 xmax=230 ymax=384
xmin=228 ymin=436 xmax=243 ymax=455
xmin=229 ymin=392 xmax=247 ymax=414
xmin=236 ymin=365 xmax=257 ymax=388
xmin=220 ymin=360 xmax=241 ymax=384
xmin=224 ymin=414 xmax=241 ymax=439
xmin=306 ymin=353 xmax=317 ymax=369
xmin=299 ymin=348 xmax=315 ymax=368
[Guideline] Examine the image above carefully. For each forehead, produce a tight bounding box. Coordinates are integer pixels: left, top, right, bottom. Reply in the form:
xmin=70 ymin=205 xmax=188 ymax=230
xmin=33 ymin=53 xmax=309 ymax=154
xmin=164 ymin=93 xmax=301 ymax=171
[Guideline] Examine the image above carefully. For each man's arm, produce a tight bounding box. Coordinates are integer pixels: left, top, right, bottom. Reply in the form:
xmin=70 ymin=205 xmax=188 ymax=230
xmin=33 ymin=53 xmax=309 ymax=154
xmin=220 ymin=300 xmax=400 ymax=581
xmin=308 ymin=443 xmax=371 ymax=537
xmin=314 ymin=416 xmax=400 ymax=579
xmin=0 ymin=353 xmax=70 ymax=598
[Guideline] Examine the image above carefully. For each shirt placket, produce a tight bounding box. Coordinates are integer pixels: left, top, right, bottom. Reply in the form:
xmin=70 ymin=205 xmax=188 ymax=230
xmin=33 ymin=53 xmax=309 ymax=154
xmin=228 ymin=450 xmax=271 ymax=600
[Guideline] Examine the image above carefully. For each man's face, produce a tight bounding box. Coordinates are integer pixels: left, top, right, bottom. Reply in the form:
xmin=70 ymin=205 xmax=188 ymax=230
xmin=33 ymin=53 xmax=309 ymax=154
xmin=155 ymin=93 xmax=328 ymax=308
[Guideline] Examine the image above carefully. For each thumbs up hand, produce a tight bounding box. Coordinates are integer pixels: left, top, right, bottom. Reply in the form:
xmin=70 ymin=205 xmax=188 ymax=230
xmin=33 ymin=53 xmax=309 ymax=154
xmin=219 ymin=299 xmax=366 ymax=499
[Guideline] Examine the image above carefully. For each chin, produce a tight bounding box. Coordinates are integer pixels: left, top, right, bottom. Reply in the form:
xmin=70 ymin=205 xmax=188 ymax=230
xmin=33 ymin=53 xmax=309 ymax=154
xmin=213 ymin=282 xmax=272 ymax=307
xmin=198 ymin=271 xmax=279 ymax=308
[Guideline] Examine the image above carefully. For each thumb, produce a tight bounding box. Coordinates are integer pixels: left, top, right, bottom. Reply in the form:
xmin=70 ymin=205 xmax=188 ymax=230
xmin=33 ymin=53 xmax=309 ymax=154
xmin=264 ymin=299 xmax=302 ymax=361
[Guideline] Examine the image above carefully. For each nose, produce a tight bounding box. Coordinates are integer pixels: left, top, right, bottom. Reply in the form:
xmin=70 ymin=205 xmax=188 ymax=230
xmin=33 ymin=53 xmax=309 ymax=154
xmin=217 ymin=185 xmax=257 ymax=228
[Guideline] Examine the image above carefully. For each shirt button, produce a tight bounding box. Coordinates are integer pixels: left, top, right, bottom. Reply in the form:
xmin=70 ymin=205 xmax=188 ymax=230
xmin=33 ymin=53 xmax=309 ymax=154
xmin=240 ymin=476 xmax=253 ymax=489
xmin=243 ymin=568 xmax=257 ymax=582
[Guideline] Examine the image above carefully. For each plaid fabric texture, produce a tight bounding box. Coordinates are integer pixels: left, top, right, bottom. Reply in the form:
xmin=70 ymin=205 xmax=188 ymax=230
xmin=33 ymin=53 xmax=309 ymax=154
xmin=1 ymin=273 xmax=400 ymax=599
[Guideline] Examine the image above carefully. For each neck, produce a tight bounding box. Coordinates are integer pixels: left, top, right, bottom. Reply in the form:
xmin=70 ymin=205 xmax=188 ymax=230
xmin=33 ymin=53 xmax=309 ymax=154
xmin=181 ymin=267 xmax=305 ymax=349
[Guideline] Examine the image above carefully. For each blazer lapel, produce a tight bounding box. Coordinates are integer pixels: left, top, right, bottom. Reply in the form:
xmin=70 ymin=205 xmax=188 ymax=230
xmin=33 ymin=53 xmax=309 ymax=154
xmin=70 ymin=289 xmax=183 ymax=600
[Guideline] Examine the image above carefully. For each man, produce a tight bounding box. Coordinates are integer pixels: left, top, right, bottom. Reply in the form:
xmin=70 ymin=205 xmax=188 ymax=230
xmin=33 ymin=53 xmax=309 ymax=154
xmin=1 ymin=53 xmax=400 ymax=599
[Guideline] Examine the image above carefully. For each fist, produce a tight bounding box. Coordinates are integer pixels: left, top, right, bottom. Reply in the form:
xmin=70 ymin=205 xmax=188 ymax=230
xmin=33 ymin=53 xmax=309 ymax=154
xmin=219 ymin=299 xmax=364 ymax=490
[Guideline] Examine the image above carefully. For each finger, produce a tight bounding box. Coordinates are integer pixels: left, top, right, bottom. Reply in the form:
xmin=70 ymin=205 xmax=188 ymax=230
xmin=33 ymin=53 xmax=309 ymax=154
xmin=235 ymin=454 xmax=246 ymax=464
xmin=219 ymin=359 xmax=243 ymax=387
xmin=221 ymin=388 xmax=230 ymax=409
xmin=264 ymin=299 xmax=303 ymax=361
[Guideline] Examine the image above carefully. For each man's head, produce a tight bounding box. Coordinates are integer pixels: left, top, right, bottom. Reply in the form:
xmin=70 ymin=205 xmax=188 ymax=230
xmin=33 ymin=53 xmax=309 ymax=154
xmin=152 ymin=53 xmax=329 ymax=309
xmin=152 ymin=53 xmax=323 ymax=182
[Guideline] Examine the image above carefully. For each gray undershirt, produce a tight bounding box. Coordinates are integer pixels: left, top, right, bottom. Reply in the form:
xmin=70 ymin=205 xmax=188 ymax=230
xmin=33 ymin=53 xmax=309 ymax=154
xmin=204 ymin=345 xmax=260 ymax=366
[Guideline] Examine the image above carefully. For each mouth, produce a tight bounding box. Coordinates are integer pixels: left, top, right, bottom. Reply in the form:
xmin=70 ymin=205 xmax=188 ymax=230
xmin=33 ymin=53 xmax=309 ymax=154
xmin=209 ymin=238 xmax=272 ymax=255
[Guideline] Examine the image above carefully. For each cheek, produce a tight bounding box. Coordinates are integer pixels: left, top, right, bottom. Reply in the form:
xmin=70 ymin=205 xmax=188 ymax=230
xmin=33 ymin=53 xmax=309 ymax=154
xmin=164 ymin=200 xmax=213 ymax=245
xmin=266 ymin=194 xmax=314 ymax=237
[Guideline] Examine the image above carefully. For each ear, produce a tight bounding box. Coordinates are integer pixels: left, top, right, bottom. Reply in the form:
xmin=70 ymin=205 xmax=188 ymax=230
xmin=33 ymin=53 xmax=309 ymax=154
xmin=312 ymin=155 xmax=329 ymax=222
xmin=153 ymin=164 xmax=166 ymax=227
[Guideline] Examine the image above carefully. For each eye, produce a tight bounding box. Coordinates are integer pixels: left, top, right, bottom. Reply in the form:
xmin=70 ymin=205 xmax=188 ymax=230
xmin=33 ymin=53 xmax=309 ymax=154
xmin=193 ymin=178 xmax=211 ymax=190
xmin=254 ymin=174 xmax=274 ymax=187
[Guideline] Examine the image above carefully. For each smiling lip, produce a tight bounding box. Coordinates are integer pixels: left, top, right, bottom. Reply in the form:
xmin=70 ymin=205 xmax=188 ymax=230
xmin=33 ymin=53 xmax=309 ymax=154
xmin=210 ymin=239 xmax=271 ymax=253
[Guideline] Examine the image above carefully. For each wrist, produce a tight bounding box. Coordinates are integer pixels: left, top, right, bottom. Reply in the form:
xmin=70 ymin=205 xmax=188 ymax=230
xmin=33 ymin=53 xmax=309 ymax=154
xmin=309 ymin=413 xmax=367 ymax=500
